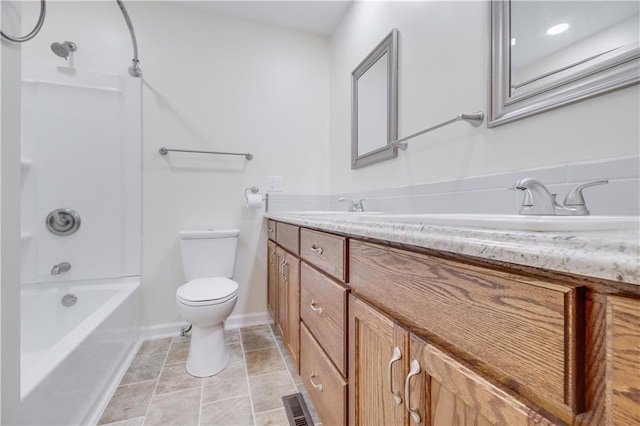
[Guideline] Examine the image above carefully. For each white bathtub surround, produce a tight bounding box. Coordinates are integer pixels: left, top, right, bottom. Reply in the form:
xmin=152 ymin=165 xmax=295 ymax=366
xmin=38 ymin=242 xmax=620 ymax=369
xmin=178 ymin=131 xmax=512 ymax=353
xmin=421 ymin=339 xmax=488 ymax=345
xmin=265 ymin=212 xmax=640 ymax=286
xmin=20 ymin=278 xmax=140 ymax=426
xmin=20 ymin=64 xmax=141 ymax=285
xmin=268 ymin=155 xmax=640 ymax=217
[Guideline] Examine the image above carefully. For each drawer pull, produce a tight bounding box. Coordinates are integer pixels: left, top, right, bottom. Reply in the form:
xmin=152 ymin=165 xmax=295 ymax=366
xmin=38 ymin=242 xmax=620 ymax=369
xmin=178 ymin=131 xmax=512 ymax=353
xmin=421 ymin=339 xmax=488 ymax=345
xmin=387 ymin=346 xmax=403 ymax=405
xmin=310 ymin=245 xmax=323 ymax=255
xmin=309 ymin=372 xmax=323 ymax=392
xmin=309 ymin=299 xmax=323 ymax=315
xmin=268 ymin=227 xmax=274 ymax=233
xmin=282 ymin=261 xmax=288 ymax=281
xmin=404 ymin=359 xmax=421 ymax=424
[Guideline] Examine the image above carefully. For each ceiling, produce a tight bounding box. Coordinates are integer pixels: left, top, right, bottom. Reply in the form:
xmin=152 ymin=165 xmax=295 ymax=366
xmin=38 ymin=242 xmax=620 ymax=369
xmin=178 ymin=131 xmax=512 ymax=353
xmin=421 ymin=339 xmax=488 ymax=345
xmin=180 ymin=1 xmax=353 ymax=37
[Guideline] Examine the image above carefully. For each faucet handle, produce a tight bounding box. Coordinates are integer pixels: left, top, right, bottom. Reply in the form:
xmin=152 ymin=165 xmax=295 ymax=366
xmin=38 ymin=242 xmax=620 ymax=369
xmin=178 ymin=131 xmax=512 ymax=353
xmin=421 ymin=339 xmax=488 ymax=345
xmin=563 ymin=180 xmax=609 ymax=206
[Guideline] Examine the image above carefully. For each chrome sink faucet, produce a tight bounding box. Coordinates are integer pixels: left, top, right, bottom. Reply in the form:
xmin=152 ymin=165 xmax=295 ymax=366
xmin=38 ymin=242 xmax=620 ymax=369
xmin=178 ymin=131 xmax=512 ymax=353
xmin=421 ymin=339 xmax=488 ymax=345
xmin=513 ymin=178 xmax=608 ymax=216
xmin=338 ymin=196 xmax=365 ymax=212
xmin=51 ymin=261 xmax=71 ymax=275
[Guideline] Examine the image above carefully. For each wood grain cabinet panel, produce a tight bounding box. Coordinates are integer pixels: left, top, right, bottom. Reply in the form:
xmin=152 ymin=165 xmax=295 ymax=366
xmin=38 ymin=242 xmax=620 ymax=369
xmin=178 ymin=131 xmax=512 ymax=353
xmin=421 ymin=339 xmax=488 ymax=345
xmin=349 ymin=295 xmax=409 ymax=426
xmin=284 ymin=253 xmax=301 ymax=374
xmin=300 ymin=323 xmax=347 ymax=426
xmin=267 ymin=219 xmax=276 ymax=241
xmin=349 ymin=240 xmax=584 ymax=423
xmin=300 ymin=228 xmax=347 ymax=281
xmin=275 ymin=222 xmax=299 ymax=254
xmin=606 ymin=295 xmax=640 ymax=425
xmin=408 ymin=334 xmax=560 ymax=426
xmin=300 ymin=262 xmax=349 ymax=376
xmin=267 ymin=240 xmax=277 ymax=320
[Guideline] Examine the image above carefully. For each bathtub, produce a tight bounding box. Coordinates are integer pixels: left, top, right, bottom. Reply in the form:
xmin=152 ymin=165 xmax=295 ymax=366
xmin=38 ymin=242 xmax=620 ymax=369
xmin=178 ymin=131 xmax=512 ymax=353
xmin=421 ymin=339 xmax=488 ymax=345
xmin=20 ymin=277 xmax=140 ymax=425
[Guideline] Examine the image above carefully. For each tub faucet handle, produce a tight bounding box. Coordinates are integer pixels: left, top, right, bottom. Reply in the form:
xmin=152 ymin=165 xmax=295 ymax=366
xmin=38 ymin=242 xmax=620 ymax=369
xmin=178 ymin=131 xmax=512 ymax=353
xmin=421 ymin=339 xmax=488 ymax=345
xmin=51 ymin=261 xmax=71 ymax=276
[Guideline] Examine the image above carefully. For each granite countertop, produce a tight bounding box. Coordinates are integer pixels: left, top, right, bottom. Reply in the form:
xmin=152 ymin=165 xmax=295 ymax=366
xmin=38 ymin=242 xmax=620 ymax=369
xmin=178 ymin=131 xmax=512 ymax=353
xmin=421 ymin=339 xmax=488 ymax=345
xmin=265 ymin=212 xmax=640 ymax=286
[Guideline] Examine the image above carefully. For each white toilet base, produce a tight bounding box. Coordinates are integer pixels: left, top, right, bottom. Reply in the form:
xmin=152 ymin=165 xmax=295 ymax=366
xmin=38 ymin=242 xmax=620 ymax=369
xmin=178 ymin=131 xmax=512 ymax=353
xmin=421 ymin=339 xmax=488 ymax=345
xmin=186 ymin=322 xmax=229 ymax=377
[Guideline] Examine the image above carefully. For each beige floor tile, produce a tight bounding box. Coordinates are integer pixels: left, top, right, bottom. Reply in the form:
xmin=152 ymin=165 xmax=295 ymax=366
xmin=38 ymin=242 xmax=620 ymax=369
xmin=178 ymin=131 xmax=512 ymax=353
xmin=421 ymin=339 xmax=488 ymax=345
xmin=249 ymin=371 xmax=296 ymax=414
xmin=202 ymin=360 xmax=249 ymax=404
xmin=100 ymin=416 xmax=145 ymax=426
xmin=241 ymin=327 xmax=276 ymax=352
xmin=98 ymin=381 xmax=156 ymax=425
xmin=120 ymin=354 xmax=166 ymax=385
xmin=155 ymin=362 xmax=203 ymax=395
xmin=137 ymin=337 xmax=172 ymax=357
xmin=200 ymin=395 xmax=254 ymax=426
xmin=241 ymin=325 xmax=270 ymax=334
xmin=225 ymin=328 xmax=241 ymax=344
xmin=229 ymin=342 xmax=244 ymax=363
xmin=166 ymin=338 xmax=190 ymax=365
xmin=254 ymin=408 xmax=289 ymax=426
xmin=245 ymin=347 xmax=286 ymax=377
xmin=145 ymin=388 xmax=201 ymax=426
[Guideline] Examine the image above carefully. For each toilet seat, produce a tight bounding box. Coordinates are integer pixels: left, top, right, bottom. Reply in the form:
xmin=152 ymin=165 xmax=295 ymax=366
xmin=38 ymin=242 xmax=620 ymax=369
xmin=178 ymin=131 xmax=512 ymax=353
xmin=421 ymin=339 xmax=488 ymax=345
xmin=176 ymin=277 xmax=239 ymax=307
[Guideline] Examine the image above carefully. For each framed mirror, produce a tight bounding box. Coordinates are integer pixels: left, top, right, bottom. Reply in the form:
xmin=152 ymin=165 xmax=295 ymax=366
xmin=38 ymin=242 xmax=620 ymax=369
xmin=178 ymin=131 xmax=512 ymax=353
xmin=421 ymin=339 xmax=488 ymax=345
xmin=351 ymin=29 xmax=398 ymax=169
xmin=489 ymin=0 xmax=639 ymax=127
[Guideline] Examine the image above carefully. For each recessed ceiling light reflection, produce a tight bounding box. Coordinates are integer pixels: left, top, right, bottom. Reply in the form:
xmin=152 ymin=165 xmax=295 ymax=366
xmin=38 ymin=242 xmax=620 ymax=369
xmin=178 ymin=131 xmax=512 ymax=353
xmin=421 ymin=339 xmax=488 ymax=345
xmin=511 ymin=38 xmax=516 ymax=46
xmin=547 ymin=23 xmax=569 ymax=35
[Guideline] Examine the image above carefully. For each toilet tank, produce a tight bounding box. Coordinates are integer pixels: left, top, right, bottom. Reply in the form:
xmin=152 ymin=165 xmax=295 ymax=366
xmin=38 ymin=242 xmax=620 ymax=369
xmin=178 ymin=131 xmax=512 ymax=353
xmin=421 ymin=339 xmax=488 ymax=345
xmin=180 ymin=229 xmax=239 ymax=281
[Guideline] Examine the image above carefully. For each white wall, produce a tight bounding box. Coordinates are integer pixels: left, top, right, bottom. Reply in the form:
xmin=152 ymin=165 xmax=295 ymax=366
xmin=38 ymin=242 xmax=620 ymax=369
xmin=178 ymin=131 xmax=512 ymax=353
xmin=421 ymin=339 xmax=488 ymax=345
xmin=329 ymin=1 xmax=640 ymax=193
xmin=21 ymin=1 xmax=330 ymax=328
xmin=1 ymin=1 xmax=23 ymax=422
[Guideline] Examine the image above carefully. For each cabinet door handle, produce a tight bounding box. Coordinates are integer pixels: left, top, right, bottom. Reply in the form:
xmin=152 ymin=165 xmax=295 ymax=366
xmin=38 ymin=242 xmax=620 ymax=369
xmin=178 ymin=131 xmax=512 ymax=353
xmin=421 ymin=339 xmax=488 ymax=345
xmin=388 ymin=346 xmax=403 ymax=405
xmin=404 ymin=359 xmax=421 ymax=424
xmin=309 ymin=299 xmax=323 ymax=315
xmin=282 ymin=261 xmax=289 ymax=281
xmin=278 ymin=258 xmax=286 ymax=274
xmin=310 ymin=245 xmax=323 ymax=255
xmin=309 ymin=372 xmax=323 ymax=392
xmin=270 ymin=249 xmax=276 ymax=266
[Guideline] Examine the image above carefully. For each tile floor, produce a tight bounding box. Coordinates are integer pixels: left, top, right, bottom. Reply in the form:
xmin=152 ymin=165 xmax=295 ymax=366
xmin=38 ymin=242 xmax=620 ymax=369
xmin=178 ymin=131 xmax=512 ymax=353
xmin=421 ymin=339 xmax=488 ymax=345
xmin=98 ymin=324 xmax=321 ymax=426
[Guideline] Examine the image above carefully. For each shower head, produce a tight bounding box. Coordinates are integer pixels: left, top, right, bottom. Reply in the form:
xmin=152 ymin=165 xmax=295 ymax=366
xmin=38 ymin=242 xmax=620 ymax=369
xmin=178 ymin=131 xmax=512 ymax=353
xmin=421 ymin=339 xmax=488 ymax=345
xmin=50 ymin=41 xmax=77 ymax=60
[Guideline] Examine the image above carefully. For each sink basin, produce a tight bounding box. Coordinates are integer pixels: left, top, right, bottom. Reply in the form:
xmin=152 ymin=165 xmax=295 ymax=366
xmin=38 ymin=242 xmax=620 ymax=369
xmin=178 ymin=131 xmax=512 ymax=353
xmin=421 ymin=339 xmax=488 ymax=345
xmin=356 ymin=213 xmax=640 ymax=232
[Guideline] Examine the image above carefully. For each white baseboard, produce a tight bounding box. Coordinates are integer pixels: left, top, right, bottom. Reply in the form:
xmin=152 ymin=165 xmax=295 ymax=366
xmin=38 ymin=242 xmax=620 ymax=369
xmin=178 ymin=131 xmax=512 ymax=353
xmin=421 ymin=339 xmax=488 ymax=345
xmin=139 ymin=312 xmax=273 ymax=341
xmin=225 ymin=311 xmax=273 ymax=329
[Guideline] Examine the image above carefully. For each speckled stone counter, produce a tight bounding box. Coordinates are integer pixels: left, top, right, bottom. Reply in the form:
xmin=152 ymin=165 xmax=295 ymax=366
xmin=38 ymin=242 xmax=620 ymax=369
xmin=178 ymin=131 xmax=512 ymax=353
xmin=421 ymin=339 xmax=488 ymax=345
xmin=265 ymin=212 xmax=640 ymax=286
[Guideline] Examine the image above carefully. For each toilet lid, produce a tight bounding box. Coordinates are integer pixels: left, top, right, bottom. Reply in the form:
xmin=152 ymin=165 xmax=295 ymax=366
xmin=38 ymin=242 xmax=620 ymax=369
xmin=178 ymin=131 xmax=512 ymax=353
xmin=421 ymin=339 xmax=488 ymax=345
xmin=176 ymin=277 xmax=239 ymax=304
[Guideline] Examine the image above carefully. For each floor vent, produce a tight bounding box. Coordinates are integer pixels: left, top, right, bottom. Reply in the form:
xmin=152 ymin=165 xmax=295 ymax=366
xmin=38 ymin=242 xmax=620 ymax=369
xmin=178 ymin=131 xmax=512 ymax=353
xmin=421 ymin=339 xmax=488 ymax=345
xmin=282 ymin=393 xmax=314 ymax=426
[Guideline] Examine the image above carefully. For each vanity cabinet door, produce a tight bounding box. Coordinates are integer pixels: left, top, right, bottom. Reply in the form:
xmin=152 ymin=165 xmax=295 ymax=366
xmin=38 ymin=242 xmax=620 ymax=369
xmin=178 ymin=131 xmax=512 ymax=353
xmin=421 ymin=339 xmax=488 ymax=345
xmin=284 ymin=253 xmax=301 ymax=374
xmin=349 ymin=295 xmax=409 ymax=426
xmin=275 ymin=246 xmax=287 ymax=339
xmin=267 ymin=240 xmax=277 ymax=320
xmin=605 ymin=295 xmax=640 ymax=425
xmin=406 ymin=334 xmax=557 ymax=426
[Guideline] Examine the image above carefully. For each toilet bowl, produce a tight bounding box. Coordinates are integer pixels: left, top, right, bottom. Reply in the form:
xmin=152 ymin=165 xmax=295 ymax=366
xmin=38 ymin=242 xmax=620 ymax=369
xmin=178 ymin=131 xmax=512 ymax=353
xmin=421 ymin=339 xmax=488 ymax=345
xmin=176 ymin=229 xmax=240 ymax=377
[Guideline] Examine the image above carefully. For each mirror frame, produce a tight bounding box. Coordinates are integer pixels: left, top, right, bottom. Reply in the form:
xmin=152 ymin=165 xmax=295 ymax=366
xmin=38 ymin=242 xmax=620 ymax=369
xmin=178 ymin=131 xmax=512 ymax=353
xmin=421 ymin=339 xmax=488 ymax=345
xmin=351 ymin=28 xmax=398 ymax=169
xmin=488 ymin=0 xmax=640 ymax=127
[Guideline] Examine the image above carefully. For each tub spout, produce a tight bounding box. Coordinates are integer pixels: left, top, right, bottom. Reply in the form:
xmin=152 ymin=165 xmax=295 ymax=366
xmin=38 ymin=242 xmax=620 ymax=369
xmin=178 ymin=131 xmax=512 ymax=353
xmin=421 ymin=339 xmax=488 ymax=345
xmin=51 ymin=262 xmax=71 ymax=275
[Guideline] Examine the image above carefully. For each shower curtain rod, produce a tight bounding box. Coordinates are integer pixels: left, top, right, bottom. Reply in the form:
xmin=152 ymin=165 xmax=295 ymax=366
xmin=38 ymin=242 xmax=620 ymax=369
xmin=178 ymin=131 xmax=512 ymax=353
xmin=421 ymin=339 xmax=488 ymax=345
xmin=116 ymin=0 xmax=142 ymax=77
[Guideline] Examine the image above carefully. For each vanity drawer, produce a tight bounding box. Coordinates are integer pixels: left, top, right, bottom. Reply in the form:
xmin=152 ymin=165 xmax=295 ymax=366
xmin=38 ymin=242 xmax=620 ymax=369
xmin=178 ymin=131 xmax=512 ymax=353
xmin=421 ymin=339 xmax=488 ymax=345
xmin=300 ymin=262 xmax=348 ymax=376
xmin=275 ymin=222 xmax=299 ymax=254
xmin=267 ymin=220 xmax=276 ymax=241
xmin=300 ymin=323 xmax=347 ymax=426
xmin=349 ymin=239 xmax=584 ymax=424
xmin=300 ymin=228 xmax=347 ymax=281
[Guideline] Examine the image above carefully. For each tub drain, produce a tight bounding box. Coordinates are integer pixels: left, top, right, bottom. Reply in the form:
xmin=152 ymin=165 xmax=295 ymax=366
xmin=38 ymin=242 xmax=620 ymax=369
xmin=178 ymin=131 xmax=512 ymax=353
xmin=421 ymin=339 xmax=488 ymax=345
xmin=61 ymin=293 xmax=77 ymax=307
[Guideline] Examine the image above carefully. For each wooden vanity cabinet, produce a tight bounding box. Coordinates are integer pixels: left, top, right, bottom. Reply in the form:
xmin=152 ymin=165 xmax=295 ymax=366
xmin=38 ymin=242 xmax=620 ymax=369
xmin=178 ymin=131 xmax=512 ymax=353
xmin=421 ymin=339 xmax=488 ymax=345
xmin=267 ymin=240 xmax=277 ymax=320
xmin=267 ymin=220 xmax=640 ymax=426
xmin=268 ymin=227 xmax=301 ymax=373
xmin=605 ymin=295 xmax=640 ymax=425
xmin=349 ymin=296 xmax=557 ymax=426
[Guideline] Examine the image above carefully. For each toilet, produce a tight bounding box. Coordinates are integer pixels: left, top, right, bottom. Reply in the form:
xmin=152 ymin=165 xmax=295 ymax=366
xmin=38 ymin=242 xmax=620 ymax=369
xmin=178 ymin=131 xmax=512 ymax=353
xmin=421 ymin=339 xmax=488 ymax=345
xmin=176 ymin=229 xmax=240 ymax=377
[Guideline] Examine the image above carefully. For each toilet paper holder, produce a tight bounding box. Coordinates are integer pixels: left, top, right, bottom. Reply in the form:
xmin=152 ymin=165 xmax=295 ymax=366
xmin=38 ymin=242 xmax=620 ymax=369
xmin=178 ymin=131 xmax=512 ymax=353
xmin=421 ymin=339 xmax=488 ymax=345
xmin=245 ymin=186 xmax=264 ymax=201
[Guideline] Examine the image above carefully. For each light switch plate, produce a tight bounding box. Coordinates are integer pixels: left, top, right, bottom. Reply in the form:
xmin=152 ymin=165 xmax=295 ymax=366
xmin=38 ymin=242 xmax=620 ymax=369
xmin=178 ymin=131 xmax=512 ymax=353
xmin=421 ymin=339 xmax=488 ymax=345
xmin=267 ymin=176 xmax=283 ymax=192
